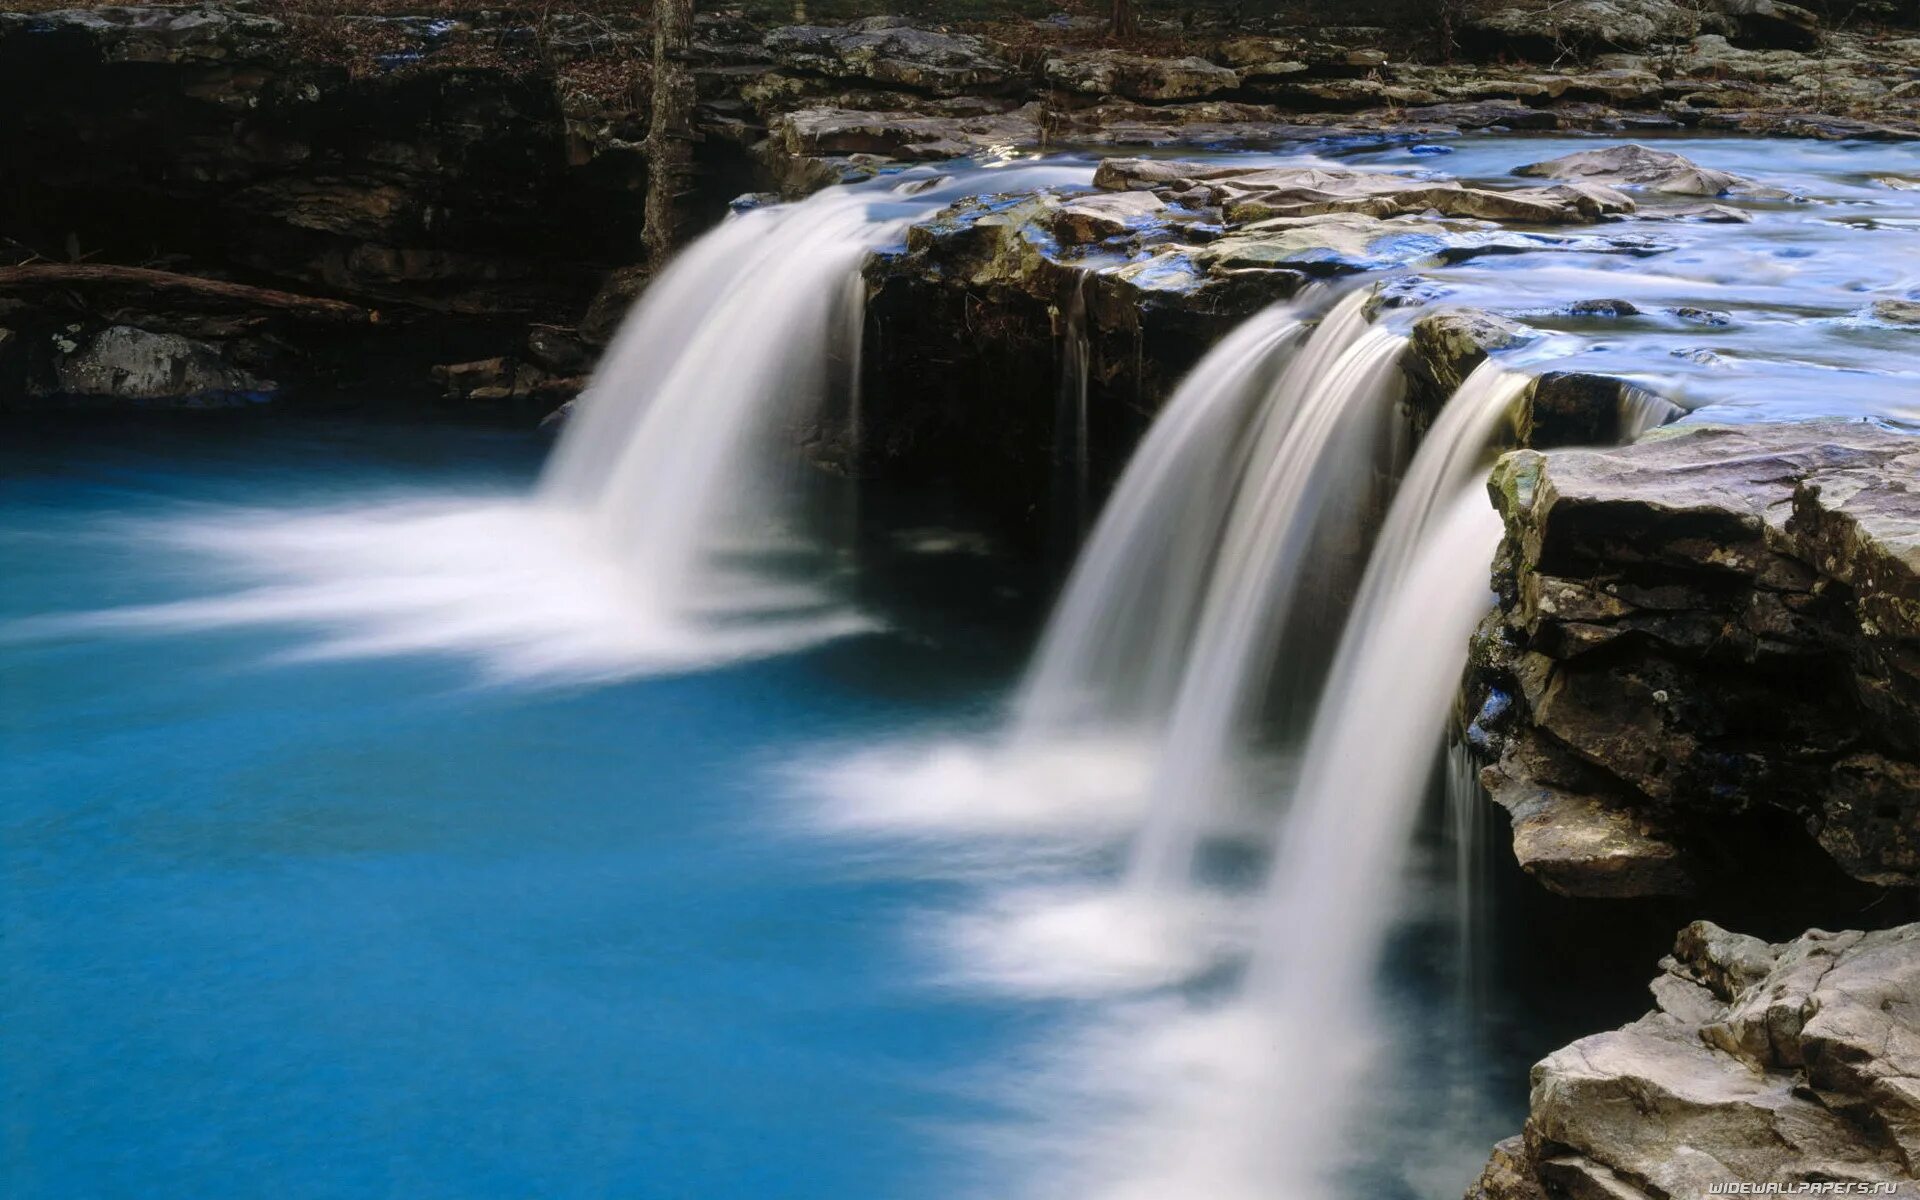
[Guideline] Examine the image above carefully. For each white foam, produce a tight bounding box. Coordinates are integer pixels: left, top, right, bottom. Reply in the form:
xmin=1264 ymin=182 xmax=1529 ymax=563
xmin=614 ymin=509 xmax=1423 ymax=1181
xmin=6 ymin=495 xmax=872 ymax=685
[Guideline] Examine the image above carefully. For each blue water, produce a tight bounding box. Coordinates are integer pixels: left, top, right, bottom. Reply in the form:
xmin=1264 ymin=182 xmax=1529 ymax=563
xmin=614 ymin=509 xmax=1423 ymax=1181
xmin=0 ymin=419 xmax=1042 ymax=1200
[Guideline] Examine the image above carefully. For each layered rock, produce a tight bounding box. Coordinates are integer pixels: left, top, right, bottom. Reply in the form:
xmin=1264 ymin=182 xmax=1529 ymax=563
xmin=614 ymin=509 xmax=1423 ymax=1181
xmin=0 ymin=2 xmax=1913 ymax=414
xmin=1469 ymin=920 xmax=1920 ymax=1198
xmin=1094 ymin=158 xmax=1636 ymax=224
xmin=1469 ymin=420 xmax=1920 ymax=896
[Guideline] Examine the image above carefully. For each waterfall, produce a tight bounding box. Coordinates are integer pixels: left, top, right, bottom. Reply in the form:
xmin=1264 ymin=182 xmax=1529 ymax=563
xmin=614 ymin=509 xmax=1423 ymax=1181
xmin=1446 ymin=739 xmax=1494 ymax=1019
xmin=541 ymin=189 xmax=900 ymax=627
xmin=1127 ymin=291 xmax=1411 ymax=891
xmin=1011 ymin=304 xmax=1310 ymax=740
xmin=1238 ymin=362 xmax=1528 ymax=1190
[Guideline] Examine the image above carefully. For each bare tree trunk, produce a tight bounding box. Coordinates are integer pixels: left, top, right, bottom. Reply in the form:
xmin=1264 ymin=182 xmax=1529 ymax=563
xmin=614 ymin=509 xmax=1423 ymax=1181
xmin=643 ymin=0 xmax=696 ymax=269
xmin=1108 ymin=0 xmax=1136 ymax=38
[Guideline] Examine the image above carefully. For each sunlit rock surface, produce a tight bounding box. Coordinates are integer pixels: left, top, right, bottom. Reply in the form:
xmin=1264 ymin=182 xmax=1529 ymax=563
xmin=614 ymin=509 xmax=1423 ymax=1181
xmin=1469 ymin=920 xmax=1920 ymax=1199
xmin=1472 ymin=421 xmax=1920 ymax=895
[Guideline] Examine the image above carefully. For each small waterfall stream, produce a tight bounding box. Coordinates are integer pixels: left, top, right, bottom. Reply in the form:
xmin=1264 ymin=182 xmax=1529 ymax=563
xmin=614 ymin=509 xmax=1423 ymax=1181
xmin=1012 ymin=304 xmax=1310 ymax=740
xmin=1238 ymin=362 xmax=1528 ymax=1189
xmin=542 ymin=190 xmax=899 ymax=627
xmin=1128 ymin=291 xmax=1411 ymax=891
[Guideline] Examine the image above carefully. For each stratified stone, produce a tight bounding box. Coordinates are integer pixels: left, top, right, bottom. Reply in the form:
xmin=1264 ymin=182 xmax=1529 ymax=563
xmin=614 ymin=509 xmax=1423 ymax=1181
xmin=1476 ymin=421 xmax=1920 ymax=891
xmin=1093 ymin=159 xmax=1635 ymax=224
xmin=1042 ymin=50 xmax=1241 ymax=102
xmin=1470 ymin=922 xmax=1919 ymax=1197
xmin=762 ymin=19 xmax=1013 ymax=97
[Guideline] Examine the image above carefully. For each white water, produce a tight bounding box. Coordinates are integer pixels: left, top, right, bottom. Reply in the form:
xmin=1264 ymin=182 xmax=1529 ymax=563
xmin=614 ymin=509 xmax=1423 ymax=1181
xmin=1128 ymin=291 xmax=1411 ymax=890
xmin=542 ymin=188 xmax=900 ymax=628
xmin=1012 ymin=304 xmax=1310 ymax=739
xmin=944 ymin=363 xmax=1529 ymax=1200
xmin=1236 ymin=362 xmax=1527 ymax=1191
xmin=9 ymin=189 xmax=908 ymax=684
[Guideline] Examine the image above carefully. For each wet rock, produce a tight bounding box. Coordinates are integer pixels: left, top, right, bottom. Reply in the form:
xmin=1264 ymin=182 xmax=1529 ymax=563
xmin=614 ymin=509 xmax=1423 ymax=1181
xmin=1093 ymin=159 xmax=1634 ymax=225
xmin=1518 ymin=370 xmax=1682 ymax=446
xmin=39 ymin=324 xmax=272 ymax=407
xmin=1042 ymin=50 xmax=1240 ymax=102
xmin=1513 ymin=143 xmax=1762 ymax=197
xmin=1482 ymin=727 xmax=1697 ymax=896
xmin=1048 ymin=191 xmax=1168 ymax=244
xmin=1196 ymin=213 xmax=1669 ymax=276
xmin=1475 ymin=420 xmax=1920 ymax=891
xmin=1567 ymin=298 xmax=1642 ymax=316
xmin=1409 ymin=307 xmax=1537 ymax=391
xmin=1469 ymin=921 xmax=1920 ymax=1198
xmin=1870 ymin=299 xmax=1920 ymax=327
xmin=763 ymin=19 xmax=1013 ymax=97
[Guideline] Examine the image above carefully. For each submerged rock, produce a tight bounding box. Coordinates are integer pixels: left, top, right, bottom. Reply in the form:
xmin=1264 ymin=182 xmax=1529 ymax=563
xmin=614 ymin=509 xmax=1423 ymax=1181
xmin=1473 ymin=420 xmax=1920 ymax=894
xmin=1469 ymin=920 xmax=1920 ymax=1198
xmin=1870 ymin=299 xmax=1920 ymax=327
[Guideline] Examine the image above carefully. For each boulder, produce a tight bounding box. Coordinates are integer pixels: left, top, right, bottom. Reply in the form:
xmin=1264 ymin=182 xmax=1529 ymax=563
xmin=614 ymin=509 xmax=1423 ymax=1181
xmin=1461 ymin=0 xmax=1712 ymax=55
xmin=1042 ymin=50 xmax=1241 ymax=102
xmin=1513 ymin=143 xmax=1774 ymax=198
xmin=39 ymin=324 xmax=272 ymax=407
xmin=1472 ymin=421 xmax=1920 ymax=892
xmin=762 ymin=19 xmax=1013 ymax=97
xmin=1468 ymin=921 xmax=1920 ymax=1198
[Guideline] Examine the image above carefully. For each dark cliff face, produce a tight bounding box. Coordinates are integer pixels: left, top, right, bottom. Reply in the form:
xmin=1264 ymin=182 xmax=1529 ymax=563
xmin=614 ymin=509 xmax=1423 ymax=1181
xmin=0 ymin=4 xmax=659 ymax=409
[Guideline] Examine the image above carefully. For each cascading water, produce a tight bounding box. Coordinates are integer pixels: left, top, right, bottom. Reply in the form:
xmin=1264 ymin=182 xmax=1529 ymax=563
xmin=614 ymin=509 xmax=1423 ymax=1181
xmin=966 ymin=359 xmax=1534 ymax=1200
xmin=1127 ymin=290 xmax=1411 ymax=890
xmin=542 ymin=189 xmax=901 ymax=629
xmin=1011 ymin=304 xmax=1310 ymax=741
xmin=1235 ymin=361 xmax=1529 ymax=1191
